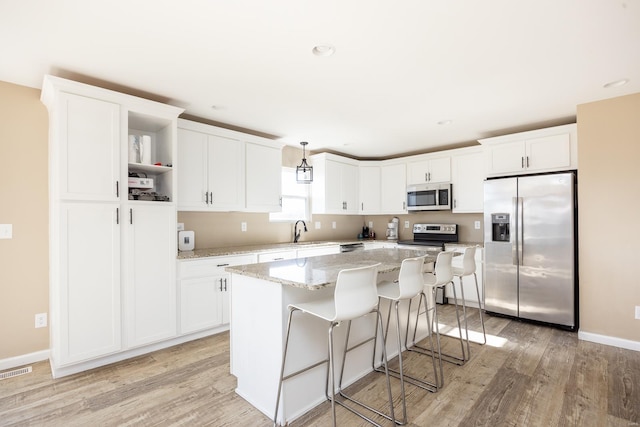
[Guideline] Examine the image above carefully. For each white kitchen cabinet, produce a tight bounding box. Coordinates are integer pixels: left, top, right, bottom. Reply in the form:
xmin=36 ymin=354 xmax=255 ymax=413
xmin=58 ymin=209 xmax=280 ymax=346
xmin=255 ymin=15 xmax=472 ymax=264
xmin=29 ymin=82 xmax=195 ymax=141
xmin=123 ymin=203 xmax=177 ymax=348
xmin=178 ymin=254 xmax=257 ymax=334
xmin=407 ymin=154 xmax=451 ymax=184
xmin=245 ymin=141 xmax=283 ymax=212
xmin=451 ymin=147 xmax=484 ymax=213
xmin=177 ymin=125 xmax=245 ymax=211
xmin=55 ymin=92 xmax=121 ymax=202
xmin=177 ymin=119 xmax=283 ymax=213
xmin=257 ymin=250 xmax=297 ymax=263
xmin=359 ymin=163 xmax=381 ymax=214
xmin=54 ymin=202 xmax=122 ymax=365
xmin=445 ymin=246 xmax=484 ymax=308
xmin=380 ymin=162 xmax=407 ymax=214
xmin=296 ymin=245 xmax=341 ymax=258
xmin=310 ymin=153 xmax=359 ymax=214
xmin=480 ymin=123 xmax=577 ymax=177
xmin=42 ymin=75 xmax=184 ymax=377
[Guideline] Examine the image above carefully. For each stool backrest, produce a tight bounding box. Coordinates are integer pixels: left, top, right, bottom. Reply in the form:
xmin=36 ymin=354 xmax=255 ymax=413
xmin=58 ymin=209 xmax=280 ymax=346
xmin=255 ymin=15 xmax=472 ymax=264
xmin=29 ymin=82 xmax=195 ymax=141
xmin=397 ymin=256 xmax=428 ymax=299
xmin=433 ymin=251 xmax=454 ymax=286
xmin=334 ymin=263 xmax=380 ymax=321
xmin=460 ymin=246 xmax=477 ymax=276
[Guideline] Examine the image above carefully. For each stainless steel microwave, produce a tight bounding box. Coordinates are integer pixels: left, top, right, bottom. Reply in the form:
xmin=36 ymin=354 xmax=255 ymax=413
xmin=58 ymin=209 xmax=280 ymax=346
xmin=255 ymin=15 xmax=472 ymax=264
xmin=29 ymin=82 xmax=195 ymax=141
xmin=406 ymin=183 xmax=452 ymax=211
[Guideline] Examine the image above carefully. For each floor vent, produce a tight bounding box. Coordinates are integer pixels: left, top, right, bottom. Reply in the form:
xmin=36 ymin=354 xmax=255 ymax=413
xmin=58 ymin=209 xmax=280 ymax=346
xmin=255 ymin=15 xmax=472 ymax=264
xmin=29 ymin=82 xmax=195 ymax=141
xmin=0 ymin=366 xmax=32 ymax=381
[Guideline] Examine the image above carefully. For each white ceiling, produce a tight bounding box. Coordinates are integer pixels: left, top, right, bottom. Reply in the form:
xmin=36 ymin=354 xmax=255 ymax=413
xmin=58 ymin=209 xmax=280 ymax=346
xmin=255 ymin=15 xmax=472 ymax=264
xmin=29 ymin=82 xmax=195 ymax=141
xmin=1 ymin=0 xmax=638 ymax=159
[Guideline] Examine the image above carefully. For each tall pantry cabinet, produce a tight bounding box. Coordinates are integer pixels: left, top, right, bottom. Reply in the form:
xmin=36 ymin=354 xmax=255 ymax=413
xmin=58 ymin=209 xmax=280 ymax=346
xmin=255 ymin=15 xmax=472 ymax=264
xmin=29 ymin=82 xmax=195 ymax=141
xmin=41 ymin=76 xmax=184 ymax=377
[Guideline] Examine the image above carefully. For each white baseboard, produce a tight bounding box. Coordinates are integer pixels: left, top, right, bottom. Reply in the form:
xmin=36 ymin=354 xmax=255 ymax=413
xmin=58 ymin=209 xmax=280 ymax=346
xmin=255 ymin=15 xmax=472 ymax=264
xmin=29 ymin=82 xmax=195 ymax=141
xmin=0 ymin=349 xmax=50 ymax=371
xmin=578 ymin=330 xmax=640 ymax=352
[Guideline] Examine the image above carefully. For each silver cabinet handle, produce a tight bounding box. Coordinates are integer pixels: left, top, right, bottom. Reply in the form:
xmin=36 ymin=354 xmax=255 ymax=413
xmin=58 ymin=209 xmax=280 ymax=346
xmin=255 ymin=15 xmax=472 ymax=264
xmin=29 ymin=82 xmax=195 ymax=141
xmin=205 ymin=191 xmax=209 ymax=204
xmin=223 ymin=278 xmax=227 ymax=292
xmin=216 ymin=263 xmax=230 ymax=267
xmin=521 ymin=157 xmax=525 ymax=168
xmin=402 ymin=201 xmax=406 ymax=210
xmin=526 ymin=156 xmax=530 ymax=168
xmin=210 ymin=192 xmax=213 ymax=204
xmin=116 ymin=181 xmax=119 ymax=198
xmin=428 ymin=172 xmax=431 ymax=181
xmin=129 ymin=208 xmax=133 ymax=225
xmin=425 ymin=172 xmax=428 ymax=182
xmin=116 ymin=208 xmax=119 ymax=224
xmin=219 ymin=278 xmax=223 ymax=292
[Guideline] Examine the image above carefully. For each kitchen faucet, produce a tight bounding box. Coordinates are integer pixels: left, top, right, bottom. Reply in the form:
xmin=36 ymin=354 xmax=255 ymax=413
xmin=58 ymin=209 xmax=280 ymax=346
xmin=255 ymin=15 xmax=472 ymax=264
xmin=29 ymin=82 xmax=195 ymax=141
xmin=293 ymin=220 xmax=307 ymax=243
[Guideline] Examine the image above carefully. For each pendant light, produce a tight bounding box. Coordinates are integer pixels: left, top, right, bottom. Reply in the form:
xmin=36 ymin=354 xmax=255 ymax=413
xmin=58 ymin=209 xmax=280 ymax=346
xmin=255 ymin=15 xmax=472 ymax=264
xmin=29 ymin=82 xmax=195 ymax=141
xmin=296 ymin=141 xmax=313 ymax=183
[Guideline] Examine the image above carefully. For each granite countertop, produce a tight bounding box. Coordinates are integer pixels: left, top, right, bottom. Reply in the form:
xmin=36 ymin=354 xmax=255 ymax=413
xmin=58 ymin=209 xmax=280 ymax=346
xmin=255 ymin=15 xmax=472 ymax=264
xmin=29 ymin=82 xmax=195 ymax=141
xmin=177 ymin=239 xmax=375 ymax=259
xmin=225 ymin=248 xmax=438 ymax=290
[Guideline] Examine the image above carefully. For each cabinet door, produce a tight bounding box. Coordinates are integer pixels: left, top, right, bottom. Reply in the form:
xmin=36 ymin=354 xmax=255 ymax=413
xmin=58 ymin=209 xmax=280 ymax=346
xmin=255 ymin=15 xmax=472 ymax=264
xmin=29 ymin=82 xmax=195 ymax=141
xmin=58 ymin=93 xmax=120 ymax=201
xmin=407 ymin=160 xmax=429 ymax=184
xmin=452 ymin=150 xmax=484 ymax=213
xmin=486 ymin=141 xmax=526 ymax=176
xmin=177 ymin=128 xmax=208 ymax=209
xmin=359 ymin=166 xmax=381 ymax=213
xmin=180 ymin=275 xmax=222 ymax=333
xmin=246 ymin=142 xmax=282 ymax=212
xmin=124 ymin=204 xmax=177 ymax=348
xmin=341 ymin=163 xmax=359 ymax=213
xmin=323 ymin=159 xmax=344 ymax=212
xmin=209 ymin=134 xmax=244 ymax=210
xmin=428 ymin=156 xmax=451 ymax=183
xmin=57 ymin=202 xmax=121 ymax=364
xmin=380 ymin=163 xmax=407 ymax=213
xmin=526 ymin=133 xmax=572 ymax=171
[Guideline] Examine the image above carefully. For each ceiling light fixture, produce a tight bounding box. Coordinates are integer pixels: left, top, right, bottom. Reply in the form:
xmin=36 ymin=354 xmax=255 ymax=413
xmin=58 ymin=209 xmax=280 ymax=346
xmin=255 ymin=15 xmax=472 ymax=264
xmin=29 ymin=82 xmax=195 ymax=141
xmin=437 ymin=119 xmax=453 ymax=125
xmin=296 ymin=142 xmax=313 ymax=184
xmin=603 ymin=78 xmax=629 ymax=88
xmin=312 ymin=45 xmax=336 ymax=57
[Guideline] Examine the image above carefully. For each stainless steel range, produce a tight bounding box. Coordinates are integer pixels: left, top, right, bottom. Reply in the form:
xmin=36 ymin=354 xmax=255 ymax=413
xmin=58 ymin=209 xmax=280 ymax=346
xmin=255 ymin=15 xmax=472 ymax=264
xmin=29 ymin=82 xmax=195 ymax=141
xmin=398 ymin=223 xmax=458 ymax=251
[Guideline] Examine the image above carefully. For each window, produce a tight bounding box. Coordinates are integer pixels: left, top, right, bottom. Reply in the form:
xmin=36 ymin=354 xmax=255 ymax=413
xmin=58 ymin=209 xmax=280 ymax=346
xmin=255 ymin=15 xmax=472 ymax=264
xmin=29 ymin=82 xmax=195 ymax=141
xmin=269 ymin=167 xmax=310 ymax=222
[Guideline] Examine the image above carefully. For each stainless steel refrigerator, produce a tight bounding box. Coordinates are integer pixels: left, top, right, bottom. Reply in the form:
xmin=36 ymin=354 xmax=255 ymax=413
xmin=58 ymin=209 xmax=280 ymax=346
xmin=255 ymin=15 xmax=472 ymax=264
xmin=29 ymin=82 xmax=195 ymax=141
xmin=483 ymin=172 xmax=577 ymax=329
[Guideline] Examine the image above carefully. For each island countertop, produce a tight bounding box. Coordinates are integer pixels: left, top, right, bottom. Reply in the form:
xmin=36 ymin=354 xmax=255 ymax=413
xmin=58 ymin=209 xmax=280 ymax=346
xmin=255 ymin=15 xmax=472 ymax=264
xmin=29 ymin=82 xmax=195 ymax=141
xmin=225 ymin=248 xmax=438 ymax=290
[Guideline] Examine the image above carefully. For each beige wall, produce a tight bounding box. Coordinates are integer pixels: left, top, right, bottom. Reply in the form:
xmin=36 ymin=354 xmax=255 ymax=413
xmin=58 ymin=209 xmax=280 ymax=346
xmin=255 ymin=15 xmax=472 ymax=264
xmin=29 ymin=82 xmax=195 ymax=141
xmin=0 ymin=81 xmax=49 ymax=359
xmin=577 ymin=92 xmax=640 ymax=342
xmin=1 ymin=76 xmax=639 ymax=363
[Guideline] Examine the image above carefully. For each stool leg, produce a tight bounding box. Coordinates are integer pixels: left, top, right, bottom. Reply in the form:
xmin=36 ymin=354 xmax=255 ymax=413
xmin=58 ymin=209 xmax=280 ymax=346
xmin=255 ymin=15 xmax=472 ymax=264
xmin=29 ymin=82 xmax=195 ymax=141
xmin=474 ymin=272 xmax=487 ymax=345
xmin=405 ymin=291 xmax=442 ymax=391
xmin=393 ymin=300 xmax=408 ymax=424
xmin=457 ymin=277 xmax=471 ymax=358
xmin=430 ymin=288 xmax=444 ymax=388
xmin=447 ymin=282 xmax=467 ymax=364
xmin=328 ymin=321 xmax=338 ymax=427
xmin=273 ymin=307 xmax=297 ymax=427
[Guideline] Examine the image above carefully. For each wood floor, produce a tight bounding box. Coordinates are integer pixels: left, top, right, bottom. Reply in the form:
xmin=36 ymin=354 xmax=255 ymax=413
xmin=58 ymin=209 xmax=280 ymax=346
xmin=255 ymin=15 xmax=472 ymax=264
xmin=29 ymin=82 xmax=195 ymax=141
xmin=1 ymin=305 xmax=638 ymax=427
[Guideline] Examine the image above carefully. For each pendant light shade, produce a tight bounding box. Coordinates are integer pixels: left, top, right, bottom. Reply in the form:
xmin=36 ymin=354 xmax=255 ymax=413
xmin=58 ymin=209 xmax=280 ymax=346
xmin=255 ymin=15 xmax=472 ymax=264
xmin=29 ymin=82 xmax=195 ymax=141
xmin=296 ymin=141 xmax=313 ymax=183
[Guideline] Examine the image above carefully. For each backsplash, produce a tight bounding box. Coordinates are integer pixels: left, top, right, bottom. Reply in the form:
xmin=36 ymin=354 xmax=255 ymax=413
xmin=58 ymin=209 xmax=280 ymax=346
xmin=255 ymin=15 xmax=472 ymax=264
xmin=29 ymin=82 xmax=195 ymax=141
xmin=177 ymin=211 xmax=483 ymax=250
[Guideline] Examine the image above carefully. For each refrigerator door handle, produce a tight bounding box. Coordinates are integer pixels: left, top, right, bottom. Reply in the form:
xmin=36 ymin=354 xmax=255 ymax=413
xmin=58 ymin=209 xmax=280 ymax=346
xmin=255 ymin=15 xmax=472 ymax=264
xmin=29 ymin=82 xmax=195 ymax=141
xmin=518 ymin=196 xmax=524 ymax=266
xmin=512 ymin=197 xmax=519 ymax=265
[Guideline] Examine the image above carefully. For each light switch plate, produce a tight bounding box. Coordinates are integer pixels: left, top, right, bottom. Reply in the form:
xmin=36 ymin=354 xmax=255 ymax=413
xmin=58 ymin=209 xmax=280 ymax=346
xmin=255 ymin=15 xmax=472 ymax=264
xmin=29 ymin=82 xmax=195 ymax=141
xmin=177 ymin=222 xmax=185 ymax=231
xmin=0 ymin=224 xmax=12 ymax=239
xmin=368 ymin=221 xmax=373 ymax=229
xmin=315 ymin=221 xmax=321 ymax=229
xmin=404 ymin=221 xmax=410 ymax=229
xmin=332 ymin=221 xmax=336 ymax=229
xmin=241 ymin=222 xmax=247 ymax=232
xmin=475 ymin=221 xmax=481 ymax=230
xmin=635 ymin=306 xmax=640 ymax=320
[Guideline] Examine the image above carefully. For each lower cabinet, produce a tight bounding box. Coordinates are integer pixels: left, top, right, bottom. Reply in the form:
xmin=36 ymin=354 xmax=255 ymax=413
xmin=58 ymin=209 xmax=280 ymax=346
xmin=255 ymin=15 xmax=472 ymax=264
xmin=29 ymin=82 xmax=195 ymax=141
xmin=178 ymin=254 xmax=257 ymax=334
xmin=123 ymin=203 xmax=177 ymax=348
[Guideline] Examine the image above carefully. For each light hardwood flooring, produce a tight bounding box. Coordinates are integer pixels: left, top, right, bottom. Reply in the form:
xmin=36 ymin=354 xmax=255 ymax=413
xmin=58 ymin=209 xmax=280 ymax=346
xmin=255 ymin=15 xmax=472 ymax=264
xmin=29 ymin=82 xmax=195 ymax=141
xmin=1 ymin=305 xmax=638 ymax=427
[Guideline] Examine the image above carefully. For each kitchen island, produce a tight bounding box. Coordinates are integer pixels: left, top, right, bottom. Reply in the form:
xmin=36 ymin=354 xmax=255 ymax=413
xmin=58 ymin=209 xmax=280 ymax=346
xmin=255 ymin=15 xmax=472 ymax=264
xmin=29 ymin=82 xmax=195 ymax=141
xmin=227 ymin=248 xmax=438 ymax=425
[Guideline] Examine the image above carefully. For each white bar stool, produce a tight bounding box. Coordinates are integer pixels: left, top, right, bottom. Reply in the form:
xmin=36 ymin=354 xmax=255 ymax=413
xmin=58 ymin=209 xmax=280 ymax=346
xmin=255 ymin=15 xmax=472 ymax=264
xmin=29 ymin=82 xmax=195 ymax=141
xmin=452 ymin=246 xmax=486 ymax=358
xmin=374 ymin=255 xmax=442 ymax=425
xmin=411 ymin=250 xmax=468 ymax=367
xmin=273 ymin=263 xmax=396 ymax=427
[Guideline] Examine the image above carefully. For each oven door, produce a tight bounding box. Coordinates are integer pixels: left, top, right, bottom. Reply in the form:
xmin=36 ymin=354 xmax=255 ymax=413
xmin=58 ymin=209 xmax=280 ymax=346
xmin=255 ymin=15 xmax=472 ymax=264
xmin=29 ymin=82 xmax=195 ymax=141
xmin=406 ymin=183 xmax=451 ymax=211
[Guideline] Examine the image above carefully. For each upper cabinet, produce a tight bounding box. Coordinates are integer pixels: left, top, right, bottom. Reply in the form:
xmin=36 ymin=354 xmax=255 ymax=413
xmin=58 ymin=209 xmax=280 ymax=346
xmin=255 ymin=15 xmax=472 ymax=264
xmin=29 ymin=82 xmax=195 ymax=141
xmin=310 ymin=153 xmax=359 ymax=214
xmin=358 ymin=163 xmax=381 ymax=214
xmin=479 ymin=123 xmax=577 ymax=177
xmin=451 ymin=146 xmax=484 ymax=213
xmin=407 ymin=154 xmax=451 ymax=184
xmin=177 ymin=119 xmax=283 ymax=213
xmin=380 ymin=161 xmax=407 ymax=214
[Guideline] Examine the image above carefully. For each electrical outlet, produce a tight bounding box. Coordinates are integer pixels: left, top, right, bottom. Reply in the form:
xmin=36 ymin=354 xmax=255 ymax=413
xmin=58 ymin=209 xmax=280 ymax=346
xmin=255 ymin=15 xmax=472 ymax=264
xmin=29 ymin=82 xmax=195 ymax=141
xmin=0 ymin=224 xmax=12 ymax=239
xmin=35 ymin=313 xmax=47 ymax=328
xmin=474 ymin=221 xmax=481 ymax=230
xmin=635 ymin=306 xmax=640 ymax=320
xmin=241 ymin=222 xmax=247 ymax=232
xmin=368 ymin=221 xmax=373 ymax=229
xmin=332 ymin=221 xmax=336 ymax=229
xmin=404 ymin=221 xmax=410 ymax=229
xmin=315 ymin=221 xmax=321 ymax=229
xmin=177 ymin=222 xmax=184 ymax=231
